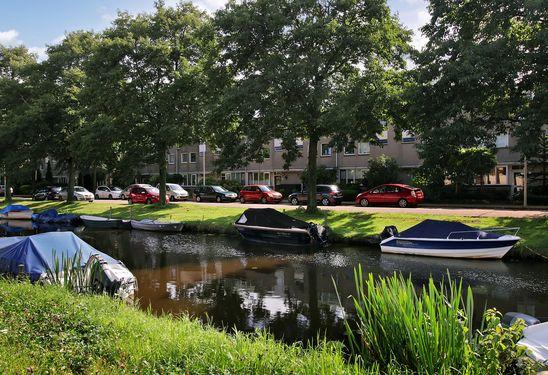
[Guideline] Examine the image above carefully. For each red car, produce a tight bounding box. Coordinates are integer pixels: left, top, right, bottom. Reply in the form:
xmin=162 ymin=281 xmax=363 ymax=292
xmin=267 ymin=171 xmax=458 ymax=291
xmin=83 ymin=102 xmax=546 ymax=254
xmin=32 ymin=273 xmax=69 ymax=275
xmin=239 ymin=185 xmax=283 ymax=204
xmin=128 ymin=186 xmax=170 ymax=204
xmin=355 ymin=184 xmax=424 ymax=208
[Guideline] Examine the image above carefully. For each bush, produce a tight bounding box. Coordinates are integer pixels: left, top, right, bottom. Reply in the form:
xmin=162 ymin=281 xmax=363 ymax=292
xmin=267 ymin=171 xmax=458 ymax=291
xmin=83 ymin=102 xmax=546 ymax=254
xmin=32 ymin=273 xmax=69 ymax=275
xmin=365 ymin=155 xmax=400 ymax=188
xmin=301 ymin=166 xmax=337 ymax=185
xmin=340 ymin=266 xmax=537 ymax=374
xmin=17 ymin=184 xmax=34 ymax=195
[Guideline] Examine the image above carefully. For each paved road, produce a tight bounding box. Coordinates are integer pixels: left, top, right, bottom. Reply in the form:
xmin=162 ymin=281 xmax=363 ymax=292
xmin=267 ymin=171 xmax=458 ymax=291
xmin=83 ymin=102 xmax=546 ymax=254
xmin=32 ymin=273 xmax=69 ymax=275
xmin=91 ymin=199 xmax=548 ymax=218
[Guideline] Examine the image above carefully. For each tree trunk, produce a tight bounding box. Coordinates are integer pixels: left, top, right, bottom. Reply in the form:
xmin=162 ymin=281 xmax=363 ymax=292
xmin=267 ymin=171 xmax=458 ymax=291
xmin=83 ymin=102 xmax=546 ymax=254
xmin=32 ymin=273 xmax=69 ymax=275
xmin=4 ymin=173 xmax=12 ymax=203
xmin=158 ymin=151 xmax=167 ymax=205
xmin=67 ymin=158 xmax=75 ymax=203
xmin=92 ymin=165 xmax=97 ymax=193
xmin=306 ymin=135 xmax=319 ymax=213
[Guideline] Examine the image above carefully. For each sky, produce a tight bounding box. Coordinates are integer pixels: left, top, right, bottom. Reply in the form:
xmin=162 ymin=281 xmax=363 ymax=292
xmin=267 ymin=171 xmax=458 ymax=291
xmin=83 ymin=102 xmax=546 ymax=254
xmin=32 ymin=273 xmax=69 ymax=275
xmin=0 ymin=0 xmax=430 ymax=61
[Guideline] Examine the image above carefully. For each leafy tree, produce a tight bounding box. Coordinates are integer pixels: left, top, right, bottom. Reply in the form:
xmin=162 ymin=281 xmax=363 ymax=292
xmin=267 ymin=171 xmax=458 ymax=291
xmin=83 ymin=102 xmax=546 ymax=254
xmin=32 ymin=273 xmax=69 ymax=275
xmin=210 ymin=0 xmax=410 ymax=212
xmin=529 ymin=131 xmax=548 ymax=191
xmin=365 ymin=155 xmax=400 ymax=188
xmin=407 ymin=0 xmax=546 ymax=190
xmin=0 ymin=45 xmax=36 ymax=202
xmin=27 ymin=31 xmax=98 ymax=202
xmin=86 ymin=2 xmax=212 ymax=205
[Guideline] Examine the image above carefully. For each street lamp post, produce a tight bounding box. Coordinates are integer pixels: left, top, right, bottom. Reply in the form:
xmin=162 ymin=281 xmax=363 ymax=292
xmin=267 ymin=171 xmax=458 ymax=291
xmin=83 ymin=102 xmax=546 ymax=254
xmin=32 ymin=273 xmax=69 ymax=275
xmin=199 ymin=144 xmax=206 ymax=186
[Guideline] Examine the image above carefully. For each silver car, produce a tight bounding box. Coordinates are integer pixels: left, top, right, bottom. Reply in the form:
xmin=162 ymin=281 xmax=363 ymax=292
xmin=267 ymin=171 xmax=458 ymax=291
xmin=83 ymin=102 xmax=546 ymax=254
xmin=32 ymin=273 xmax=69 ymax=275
xmin=95 ymin=186 xmax=122 ymax=199
xmin=58 ymin=186 xmax=94 ymax=202
xmin=157 ymin=183 xmax=189 ymax=201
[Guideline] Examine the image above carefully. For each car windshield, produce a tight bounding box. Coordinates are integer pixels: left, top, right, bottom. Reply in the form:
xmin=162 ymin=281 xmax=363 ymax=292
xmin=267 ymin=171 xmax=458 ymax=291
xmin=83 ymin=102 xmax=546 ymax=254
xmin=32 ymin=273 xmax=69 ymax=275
xmin=74 ymin=187 xmax=86 ymax=192
xmin=146 ymin=187 xmax=159 ymax=194
xmin=259 ymin=186 xmax=272 ymax=192
xmin=212 ymin=186 xmax=227 ymax=193
xmin=329 ymin=185 xmax=340 ymax=192
xmin=168 ymin=184 xmax=184 ymax=191
xmin=110 ymin=187 xmax=121 ymax=191
xmin=52 ymin=187 xmax=61 ymax=192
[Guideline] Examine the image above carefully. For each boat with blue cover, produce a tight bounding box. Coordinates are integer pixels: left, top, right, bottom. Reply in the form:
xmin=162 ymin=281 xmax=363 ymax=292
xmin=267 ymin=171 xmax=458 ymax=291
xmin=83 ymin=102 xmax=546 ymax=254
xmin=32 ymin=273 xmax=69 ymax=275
xmin=0 ymin=205 xmax=33 ymax=220
xmin=379 ymin=219 xmax=520 ymax=259
xmin=0 ymin=232 xmax=137 ymax=300
xmin=32 ymin=209 xmax=80 ymax=226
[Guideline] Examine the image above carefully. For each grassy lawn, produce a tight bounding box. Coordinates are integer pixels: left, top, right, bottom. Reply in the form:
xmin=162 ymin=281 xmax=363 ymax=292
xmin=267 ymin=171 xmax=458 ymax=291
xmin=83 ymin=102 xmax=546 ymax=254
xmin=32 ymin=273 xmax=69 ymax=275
xmin=3 ymin=200 xmax=548 ymax=257
xmin=0 ymin=280 xmax=362 ymax=374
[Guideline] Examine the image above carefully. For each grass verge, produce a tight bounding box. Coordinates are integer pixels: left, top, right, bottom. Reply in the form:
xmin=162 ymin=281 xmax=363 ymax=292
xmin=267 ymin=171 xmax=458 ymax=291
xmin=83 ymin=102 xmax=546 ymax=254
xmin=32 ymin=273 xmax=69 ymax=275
xmin=2 ymin=200 xmax=547 ymax=258
xmin=0 ymin=280 xmax=362 ymax=374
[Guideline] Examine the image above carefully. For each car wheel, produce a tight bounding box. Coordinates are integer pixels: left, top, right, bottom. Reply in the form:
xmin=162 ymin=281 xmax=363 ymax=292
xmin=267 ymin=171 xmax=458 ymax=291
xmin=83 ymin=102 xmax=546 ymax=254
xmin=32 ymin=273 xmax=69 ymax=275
xmin=196 ymin=196 xmax=201 ymax=202
xmin=108 ymin=194 xmax=113 ymax=199
xmin=360 ymin=198 xmax=369 ymax=207
xmin=321 ymin=197 xmax=330 ymax=206
xmin=121 ymin=194 xmax=126 ymax=200
xmin=398 ymin=199 xmax=408 ymax=208
xmin=240 ymin=197 xmax=246 ymax=203
xmin=260 ymin=197 xmax=268 ymax=204
xmin=146 ymin=198 xmax=152 ymax=205
xmin=170 ymin=195 xmax=175 ymax=202
xmin=95 ymin=194 xmax=99 ymax=199
xmin=290 ymin=197 xmax=299 ymax=205
xmin=216 ymin=196 xmax=222 ymax=203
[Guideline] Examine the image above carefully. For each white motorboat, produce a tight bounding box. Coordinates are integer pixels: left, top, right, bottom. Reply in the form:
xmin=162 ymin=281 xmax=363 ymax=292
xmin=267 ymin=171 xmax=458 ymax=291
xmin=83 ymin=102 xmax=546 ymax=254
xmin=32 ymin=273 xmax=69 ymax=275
xmin=380 ymin=219 xmax=520 ymax=259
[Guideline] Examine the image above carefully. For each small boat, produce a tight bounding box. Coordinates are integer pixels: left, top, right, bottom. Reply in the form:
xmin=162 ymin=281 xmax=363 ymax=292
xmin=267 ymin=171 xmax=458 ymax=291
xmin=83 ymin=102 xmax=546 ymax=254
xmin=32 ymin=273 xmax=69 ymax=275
xmin=32 ymin=209 xmax=80 ymax=225
xmin=0 ymin=232 xmax=137 ymax=302
xmin=502 ymin=312 xmax=547 ymax=367
xmin=380 ymin=219 xmax=520 ymax=259
xmin=234 ymin=208 xmax=328 ymax=246
xmin=81 ymin=215 xmax=126 ymax=229
xmin=0 ymin=204 xmax=33 ymax=220
xmin=130 ymin=219 xmax=183 ymax=232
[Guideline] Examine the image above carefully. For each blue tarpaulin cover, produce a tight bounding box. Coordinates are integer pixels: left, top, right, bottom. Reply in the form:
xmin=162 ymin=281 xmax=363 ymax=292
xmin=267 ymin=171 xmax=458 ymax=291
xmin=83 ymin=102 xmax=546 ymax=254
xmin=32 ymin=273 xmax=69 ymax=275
xmin=0 ymin=205 xmax=30 ymax=215
xmin=398 ymin=219 xmax=500 ymax=239
xmin=31 ymin=209 xmax=79 ymax=225
xmin=0 ymin=232 xmax=117 ymax=281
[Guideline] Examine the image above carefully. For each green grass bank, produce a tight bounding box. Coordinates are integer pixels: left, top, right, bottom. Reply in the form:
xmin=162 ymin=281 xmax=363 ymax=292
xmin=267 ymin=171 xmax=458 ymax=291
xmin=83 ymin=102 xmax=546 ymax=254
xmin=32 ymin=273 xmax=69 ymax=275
xmin=2 ymin=200 xmax=548 ymax=258
xmin=0 ymin=280 xmax=363 ymax=374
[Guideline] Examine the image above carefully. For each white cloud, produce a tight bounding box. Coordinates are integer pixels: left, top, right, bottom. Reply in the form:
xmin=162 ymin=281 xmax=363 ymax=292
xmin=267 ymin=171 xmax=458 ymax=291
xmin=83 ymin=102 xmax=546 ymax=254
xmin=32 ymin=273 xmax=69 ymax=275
xmin=51 ymin=34 xmax=66 ymax=44
xmin=0 ymin=29 xmax=21 ymax=46
xmin=28 ymin=46 xmax=47 ymax=61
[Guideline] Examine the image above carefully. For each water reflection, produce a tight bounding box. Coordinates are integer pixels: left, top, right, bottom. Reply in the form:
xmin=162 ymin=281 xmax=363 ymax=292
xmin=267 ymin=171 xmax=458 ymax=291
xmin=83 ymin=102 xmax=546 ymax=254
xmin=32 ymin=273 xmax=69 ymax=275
xmin=77 ymin=230 xmax=548 ymax=343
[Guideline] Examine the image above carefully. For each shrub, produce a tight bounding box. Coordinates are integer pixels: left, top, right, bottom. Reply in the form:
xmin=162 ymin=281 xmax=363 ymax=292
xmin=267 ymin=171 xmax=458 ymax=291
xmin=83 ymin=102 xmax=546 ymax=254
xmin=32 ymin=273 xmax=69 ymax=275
xmin=339 ymin=266 xmax=536 ymax=374
xmin=365 ymin=155 xmax=400 ymax=188
xmin=301 ymin=166 xmax=337 ymax=185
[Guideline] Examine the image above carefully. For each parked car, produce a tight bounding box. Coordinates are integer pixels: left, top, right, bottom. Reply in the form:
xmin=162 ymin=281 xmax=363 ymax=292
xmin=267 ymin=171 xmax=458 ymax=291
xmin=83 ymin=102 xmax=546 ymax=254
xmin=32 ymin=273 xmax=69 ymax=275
xmin=194 ymin=185 xmax=238 ymax=202
xmin=288 ymin=184 xmax=343 ymax=206
xmin=128 ymin=186 xmax=169 ymax=204
xmin=156 ymin=183 xmax=189 ymax=201
xmin=0 ymin=185 xmax=13 ymax=196
xmin=239 ymin=185 xmax=283 ymax=204
xmin=355 ymin=184 xmax=424 ymax=208
xmin=32 ymin=186 xmax=61 ymax=201
xmin=121 ymin=184 xmax=152 ymax=200
xmin=58 ymin=186 xmax=94 ymax=202
xmin=95 ymin=186 xmax=123 ymax=199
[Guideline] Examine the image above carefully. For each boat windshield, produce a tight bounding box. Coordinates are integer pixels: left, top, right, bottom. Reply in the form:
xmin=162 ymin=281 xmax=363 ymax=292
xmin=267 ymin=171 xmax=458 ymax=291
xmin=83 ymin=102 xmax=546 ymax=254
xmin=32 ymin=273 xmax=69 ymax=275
xmin=212 ymin=186 xmax=228 ymax=193
xmin=259 ymin=186 xmax=272 ymax=192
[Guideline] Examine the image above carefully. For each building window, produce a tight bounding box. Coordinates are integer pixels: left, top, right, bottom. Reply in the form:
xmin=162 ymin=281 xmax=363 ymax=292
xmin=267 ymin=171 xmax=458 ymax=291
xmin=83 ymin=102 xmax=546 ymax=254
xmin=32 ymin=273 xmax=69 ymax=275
xmin=376 ymin=130 xmax=388 ymax=144
xmin=181 ymin=153 xmax=188 ymax=163
xmin=402 ymin=130 xmax=416 ymax=143
xmin=248 ymin=172 xmax=270 ymax=185
xmin=344 ymin=144 xmax=355 ymax=155
xmin=189 ymin=152 xmax=197 ymax=163
xmin=181 ymin=174 xmax=188 ymax=185
xmin=274 ymin=139 xmax=283 ymax=152
xmin=167 ymin=154 xmax=175 ymax=165
xmin=296 ymin=138 xmax=304 ymax=149
xmin=321 ymin=144 xmax=332 ymax=157
xmin=190 ymin=174 xmax=197 ymax=186
xmin=483 ymin=166 xmax=508 ymax=185
xmin=357 ymin=142 xmax=370 ymax=155
xmin=339 ymin=169 xmax=346 ymax=183
xmin=496 ymin=133 xmax=509 ymax=148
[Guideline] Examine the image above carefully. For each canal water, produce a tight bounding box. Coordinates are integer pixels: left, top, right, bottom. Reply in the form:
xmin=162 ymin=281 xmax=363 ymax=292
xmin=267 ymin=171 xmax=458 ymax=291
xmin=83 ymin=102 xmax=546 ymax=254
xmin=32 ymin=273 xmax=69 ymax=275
xmin=72 ymin=229 xmax=548 ymax=344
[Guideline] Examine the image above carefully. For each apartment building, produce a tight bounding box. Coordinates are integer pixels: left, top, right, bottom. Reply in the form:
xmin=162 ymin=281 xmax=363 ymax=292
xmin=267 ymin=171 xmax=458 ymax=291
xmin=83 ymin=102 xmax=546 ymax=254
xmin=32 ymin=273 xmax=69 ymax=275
xmin=139 ymin=127 xmax=525 ymax=190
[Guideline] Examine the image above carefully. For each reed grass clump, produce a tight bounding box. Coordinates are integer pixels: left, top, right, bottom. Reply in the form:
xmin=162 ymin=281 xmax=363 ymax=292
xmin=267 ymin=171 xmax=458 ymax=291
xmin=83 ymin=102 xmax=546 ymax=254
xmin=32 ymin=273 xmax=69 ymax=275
xmin=341 ymin=265 xmax=536 ymax=374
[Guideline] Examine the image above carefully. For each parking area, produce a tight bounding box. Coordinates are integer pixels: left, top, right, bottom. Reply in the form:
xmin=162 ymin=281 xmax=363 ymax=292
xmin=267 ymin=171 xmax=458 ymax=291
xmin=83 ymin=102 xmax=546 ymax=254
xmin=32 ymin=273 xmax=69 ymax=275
xmin=89 ymin=198 xmax=548 ymax=218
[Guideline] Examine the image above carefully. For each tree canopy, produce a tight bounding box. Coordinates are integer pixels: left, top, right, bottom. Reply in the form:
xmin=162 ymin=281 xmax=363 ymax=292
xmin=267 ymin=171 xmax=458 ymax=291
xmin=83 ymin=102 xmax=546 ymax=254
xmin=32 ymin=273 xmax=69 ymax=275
xmin=210 ymin=0 xmax=411 ymax=211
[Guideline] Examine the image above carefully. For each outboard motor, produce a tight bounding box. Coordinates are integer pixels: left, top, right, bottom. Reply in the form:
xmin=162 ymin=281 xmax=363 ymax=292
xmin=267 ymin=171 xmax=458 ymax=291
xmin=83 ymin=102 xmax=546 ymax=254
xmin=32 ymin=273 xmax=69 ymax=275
xmin=380 ymin=225 xmax=398 ymax=240
xmin=502 ymin=312 xmax=541 ymax=328
xmin=309 ymin=223 xmax=329 ymax=246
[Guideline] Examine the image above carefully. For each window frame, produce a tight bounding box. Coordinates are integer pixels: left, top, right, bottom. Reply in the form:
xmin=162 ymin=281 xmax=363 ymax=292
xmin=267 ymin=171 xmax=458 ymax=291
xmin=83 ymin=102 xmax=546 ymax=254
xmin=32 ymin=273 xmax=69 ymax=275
xmin=320 ymin=143 xmax=333 ymax=157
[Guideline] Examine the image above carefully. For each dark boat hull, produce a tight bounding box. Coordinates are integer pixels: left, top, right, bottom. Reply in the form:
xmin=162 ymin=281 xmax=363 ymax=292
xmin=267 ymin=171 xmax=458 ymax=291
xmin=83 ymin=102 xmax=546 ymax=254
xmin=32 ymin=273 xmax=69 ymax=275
xmin=81 ymin=216 xmax=124 ymax=230
xmin=235 ymin=226 xmax=313 ymax=246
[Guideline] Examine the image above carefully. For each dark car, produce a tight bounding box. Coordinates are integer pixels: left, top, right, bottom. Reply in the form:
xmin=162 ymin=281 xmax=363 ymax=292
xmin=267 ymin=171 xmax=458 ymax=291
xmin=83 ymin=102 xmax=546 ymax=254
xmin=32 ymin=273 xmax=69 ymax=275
xmin=288 ymin=184 xmax=343 ymax=206
xmin=355 ymin=183 xmax=424 ymax=208
xmin=194 ymin=185 xmax=238 ymax=203
xmin=32 ymin=186 xmax=62 ymax=201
